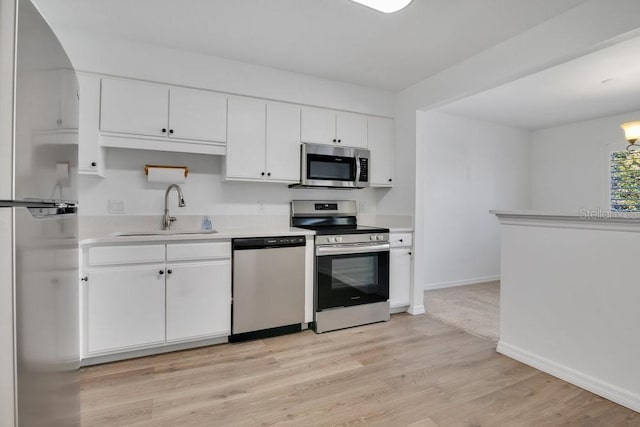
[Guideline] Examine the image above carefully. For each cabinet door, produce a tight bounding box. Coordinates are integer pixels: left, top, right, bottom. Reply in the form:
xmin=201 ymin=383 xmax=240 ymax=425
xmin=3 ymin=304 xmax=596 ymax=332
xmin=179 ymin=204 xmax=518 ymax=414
xmin=368 ymin=117 xmax=394 ymax=186
xmin=266 ymin=102 xmax=301 ymax=182
xmin=100 ymin=78 xmax=169 ymax=137
xmin=169 ymin=87 xmax=227 ymax=142
xmin=86 ymin=265 xmax=165 ymax=354
xmin=77 ymin=74 xmax=104 ymax=176
xmin=58 ymin=68 xmax=79 ymax=130
xmin=301 ymin=107 xmax=335 ymax=145
xmin=226 ymin=96 xmax=266 ymax=180
xmin=336 ymin=112 xmax=368 ymax=148
xmin=389 ymin=247 xmax=411 ymax=309
xmin=166 ymin=260 xmax=231 ymax=342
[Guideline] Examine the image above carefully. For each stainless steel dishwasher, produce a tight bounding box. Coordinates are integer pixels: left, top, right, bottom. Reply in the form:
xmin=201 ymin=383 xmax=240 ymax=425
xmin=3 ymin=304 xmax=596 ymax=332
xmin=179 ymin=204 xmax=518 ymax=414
xmin=231 ymin=236 xmax=306 ymax=341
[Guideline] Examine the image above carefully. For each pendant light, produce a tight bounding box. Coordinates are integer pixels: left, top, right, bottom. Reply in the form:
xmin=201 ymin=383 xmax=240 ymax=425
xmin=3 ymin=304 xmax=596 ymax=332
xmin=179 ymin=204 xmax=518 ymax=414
xmin=621 ymin=121 xmax=640 ymax=152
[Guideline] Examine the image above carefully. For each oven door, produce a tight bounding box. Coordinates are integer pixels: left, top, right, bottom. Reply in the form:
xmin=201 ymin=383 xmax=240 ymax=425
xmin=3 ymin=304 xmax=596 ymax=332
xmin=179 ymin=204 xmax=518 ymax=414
xmin=315 ymin=243 xmax=390 ymax=310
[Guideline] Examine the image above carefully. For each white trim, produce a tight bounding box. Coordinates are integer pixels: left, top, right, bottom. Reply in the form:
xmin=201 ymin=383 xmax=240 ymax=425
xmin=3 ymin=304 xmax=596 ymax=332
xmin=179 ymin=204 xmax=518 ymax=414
xmin=389 ymin=305 xmax=409 ymax=314
xmin=407 ymin=304 xmax=425 ymax=315
xmin=423 ymin=275 xmax=500 ymax=291
xmin=497 ymin=341 xmax=640 ymax=413
xmin=100 ymin=134 xmax=226 ymax=156
xmin=81 ymin=336 xmax=228 ymax=366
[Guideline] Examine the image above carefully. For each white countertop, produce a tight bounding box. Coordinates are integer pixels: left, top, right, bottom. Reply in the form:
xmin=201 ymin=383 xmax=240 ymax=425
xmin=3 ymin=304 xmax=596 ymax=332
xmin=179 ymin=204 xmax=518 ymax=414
xmin=78 ymin=214 xmax=413 ymax=246
xmin=80 ymin=226 xmax=315 ymax=246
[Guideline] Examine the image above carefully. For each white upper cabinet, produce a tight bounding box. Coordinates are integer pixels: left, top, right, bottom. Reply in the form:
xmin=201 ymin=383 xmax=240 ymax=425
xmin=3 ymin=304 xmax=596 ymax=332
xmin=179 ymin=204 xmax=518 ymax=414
xmin=368 ymin=117 xmax=394 ymax=186
xmin=98 ymin=77 xmax=227 ymax=155
xmin=226 ymin=96 xmax=267 ymax=180
xmin=169 ymin=87 xmax=227 ymax=142
xmin=77 ymin=74 xmax=104 ymax=176
xmin=100 ymin=78 xmax=169 ymax=137
xmin=336 ymin=112 xmax=368 ymax=148
xmin=265 ymin=101 xmax=301 ymax=182
xmin=226 ymin=98 xmax=300 ymax=183
xmin=301 ymin=107 xmax=368 ymax=148
xmin=301 ymin=107 xmax=336 ymax=145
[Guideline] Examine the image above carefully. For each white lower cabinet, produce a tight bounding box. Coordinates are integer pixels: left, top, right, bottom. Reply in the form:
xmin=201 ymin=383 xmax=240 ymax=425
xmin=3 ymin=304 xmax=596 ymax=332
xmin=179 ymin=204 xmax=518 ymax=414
xmin=166 ymin=261 xmax=231 ymax=342
xmin=389 ymin=232 xmax=413 ymax=310
xmin=82 ymin=241 xmax=232 ymax=361
xmin=87 ymin=265 xmax=166 ymax=353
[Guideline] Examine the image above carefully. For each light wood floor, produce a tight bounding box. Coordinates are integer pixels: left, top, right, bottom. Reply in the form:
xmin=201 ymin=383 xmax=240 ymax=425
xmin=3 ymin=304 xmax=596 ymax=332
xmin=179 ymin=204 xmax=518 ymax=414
xmin=80 ymin=314 xmax=640 ymax=426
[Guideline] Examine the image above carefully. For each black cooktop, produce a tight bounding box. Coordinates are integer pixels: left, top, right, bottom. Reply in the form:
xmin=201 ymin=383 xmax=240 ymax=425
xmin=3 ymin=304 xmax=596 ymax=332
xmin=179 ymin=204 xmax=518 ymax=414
xmin=291 ymin=216 xmax=389 ymax=235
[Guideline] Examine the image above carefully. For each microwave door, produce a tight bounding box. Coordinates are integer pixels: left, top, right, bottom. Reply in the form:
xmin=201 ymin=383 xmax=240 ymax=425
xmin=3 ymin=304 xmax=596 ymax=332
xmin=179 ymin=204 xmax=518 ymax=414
xmin=306 ymin=154 xmax=356 ymax=188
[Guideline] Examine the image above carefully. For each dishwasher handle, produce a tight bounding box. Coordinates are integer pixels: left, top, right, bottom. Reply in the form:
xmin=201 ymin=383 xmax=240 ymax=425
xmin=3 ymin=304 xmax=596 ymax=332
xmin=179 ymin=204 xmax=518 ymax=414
xmin=233 ymin=236 xmax=306 ymax=250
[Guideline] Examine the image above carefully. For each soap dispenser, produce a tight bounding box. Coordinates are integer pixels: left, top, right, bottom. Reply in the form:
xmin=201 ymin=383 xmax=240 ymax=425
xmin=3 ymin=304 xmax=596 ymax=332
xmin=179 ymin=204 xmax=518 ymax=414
xmin=202 ymin=215 xmax=213 ymax=231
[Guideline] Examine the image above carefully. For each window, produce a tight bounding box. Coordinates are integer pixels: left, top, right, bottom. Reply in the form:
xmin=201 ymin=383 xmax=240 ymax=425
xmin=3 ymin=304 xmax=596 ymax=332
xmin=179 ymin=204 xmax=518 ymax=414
xmin=610 ymin=151 xmax=640 ymax=211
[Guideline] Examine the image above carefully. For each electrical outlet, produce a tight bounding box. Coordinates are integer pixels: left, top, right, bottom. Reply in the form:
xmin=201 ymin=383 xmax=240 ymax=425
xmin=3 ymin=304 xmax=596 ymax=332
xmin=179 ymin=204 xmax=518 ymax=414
xmin=258 ymin=201 xmax=265 ymax=214
xmin=108 ymin=200 xmax=126 ymax=214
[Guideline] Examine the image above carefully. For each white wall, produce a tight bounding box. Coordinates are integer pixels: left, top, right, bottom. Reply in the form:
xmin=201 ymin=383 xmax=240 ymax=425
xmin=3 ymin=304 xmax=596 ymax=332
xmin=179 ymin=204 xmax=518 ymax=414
xmin=54 ymin=30 xmax=395 ymax=118
xmin=530 ymin=109 xmax=640 ymax=212
xmin=47 ymin=30 xmax=398 ymax=218
xmin=80 ymin=148 xmax=382 ymax=217
xmin=419 ymin=111 xmax=531 ymax=289
xmin=384 ymin=0 xmax=640 ymax=215
xmin=497 ymin=215 xmax=640 ymax=412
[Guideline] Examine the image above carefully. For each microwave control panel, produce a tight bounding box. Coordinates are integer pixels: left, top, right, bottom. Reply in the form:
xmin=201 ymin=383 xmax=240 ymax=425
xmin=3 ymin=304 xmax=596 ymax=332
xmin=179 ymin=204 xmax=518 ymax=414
xmin=358 ymin=158 xmax=369 ymax=182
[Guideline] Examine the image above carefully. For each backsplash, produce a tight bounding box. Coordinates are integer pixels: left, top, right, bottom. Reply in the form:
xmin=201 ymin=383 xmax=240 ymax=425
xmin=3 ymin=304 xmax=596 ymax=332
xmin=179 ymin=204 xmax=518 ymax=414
xmin=79 ymin=147 xmax=383 ymax=217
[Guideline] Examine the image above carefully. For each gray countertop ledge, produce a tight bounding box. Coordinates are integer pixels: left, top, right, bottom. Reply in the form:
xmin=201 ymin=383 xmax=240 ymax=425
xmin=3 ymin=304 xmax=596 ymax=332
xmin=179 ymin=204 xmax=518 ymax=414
xmin=491 ymin=210 xmax=640 ymax=232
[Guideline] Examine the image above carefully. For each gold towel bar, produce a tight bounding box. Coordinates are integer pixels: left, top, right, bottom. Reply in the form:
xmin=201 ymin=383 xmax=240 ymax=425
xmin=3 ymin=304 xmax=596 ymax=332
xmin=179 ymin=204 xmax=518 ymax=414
xmin=144 ymin=164 xmax=189 ymax=178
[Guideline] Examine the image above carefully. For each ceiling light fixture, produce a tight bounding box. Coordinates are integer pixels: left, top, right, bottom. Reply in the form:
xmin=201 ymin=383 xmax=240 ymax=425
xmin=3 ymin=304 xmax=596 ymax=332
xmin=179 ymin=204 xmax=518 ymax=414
xmin=621 ymin=121 xmax=640 ymax=151
xmin=349 ymin=0 xmax=414 ymax=13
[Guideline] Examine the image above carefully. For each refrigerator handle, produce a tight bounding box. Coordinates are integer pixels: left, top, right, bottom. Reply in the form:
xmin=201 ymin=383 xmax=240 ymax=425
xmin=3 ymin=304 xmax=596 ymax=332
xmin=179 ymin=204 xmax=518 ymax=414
xmin=0 ymin=200 xmax=77 ymax=218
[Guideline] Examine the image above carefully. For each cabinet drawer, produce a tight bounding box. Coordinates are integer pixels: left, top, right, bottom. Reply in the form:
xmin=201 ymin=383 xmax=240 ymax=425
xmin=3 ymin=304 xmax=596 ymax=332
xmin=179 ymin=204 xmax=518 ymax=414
xmin=166 ymin=241 xmax=231 ymax=262
xmin=88 ymin=244 xmax=165 ymax=266
xmin=390 ymin=233 xmax=412 ymax=248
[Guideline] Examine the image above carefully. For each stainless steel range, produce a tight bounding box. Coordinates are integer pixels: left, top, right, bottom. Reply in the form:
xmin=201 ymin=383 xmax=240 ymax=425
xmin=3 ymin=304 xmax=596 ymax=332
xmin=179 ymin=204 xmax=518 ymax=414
xmin=291 ymin=200 xmax=390 ymax=333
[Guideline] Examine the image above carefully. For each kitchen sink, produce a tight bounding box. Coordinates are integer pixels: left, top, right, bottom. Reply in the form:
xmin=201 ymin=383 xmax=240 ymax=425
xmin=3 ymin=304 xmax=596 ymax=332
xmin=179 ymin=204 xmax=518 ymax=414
xmin=110 ymin=229 xmax=218 ymax=237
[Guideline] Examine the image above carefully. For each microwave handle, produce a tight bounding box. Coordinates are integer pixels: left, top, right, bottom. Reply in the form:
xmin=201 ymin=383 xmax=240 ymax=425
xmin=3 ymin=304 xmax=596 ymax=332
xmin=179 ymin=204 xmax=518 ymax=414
xmin=355 ymin=156 xmax=362 ymax=186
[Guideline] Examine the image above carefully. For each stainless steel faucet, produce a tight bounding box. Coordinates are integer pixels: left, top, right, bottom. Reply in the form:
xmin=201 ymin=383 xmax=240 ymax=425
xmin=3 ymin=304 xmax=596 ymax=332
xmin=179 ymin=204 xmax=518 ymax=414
xmin=162 ymin=184 xmax=186 ymax=230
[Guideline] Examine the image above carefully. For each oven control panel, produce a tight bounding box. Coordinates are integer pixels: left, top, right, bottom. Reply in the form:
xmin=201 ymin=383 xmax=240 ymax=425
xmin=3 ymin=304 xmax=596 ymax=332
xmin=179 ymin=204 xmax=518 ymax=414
xmin=315 ymin=233 xmax=389 ymax=246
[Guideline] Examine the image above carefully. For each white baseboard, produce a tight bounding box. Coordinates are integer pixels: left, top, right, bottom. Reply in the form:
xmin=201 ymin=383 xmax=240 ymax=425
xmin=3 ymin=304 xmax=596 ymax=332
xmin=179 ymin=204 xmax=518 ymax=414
xmin=497 ymin=341 xmax=640 ymax=413
xmin=407 ymin=304 xmax=425 ymax=315
xmin=390 ymin=305 xmax=409 ymax=314
xmin=423 ymin=275 xmax=500 ymax=291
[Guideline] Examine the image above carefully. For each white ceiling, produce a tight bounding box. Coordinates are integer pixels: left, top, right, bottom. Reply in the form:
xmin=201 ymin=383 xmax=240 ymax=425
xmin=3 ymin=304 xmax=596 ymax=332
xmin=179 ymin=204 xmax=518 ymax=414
xmin=438 ymin=35 xmax=640 ymax=130
xmin=33 ymin=0 xmax=586 ymax=91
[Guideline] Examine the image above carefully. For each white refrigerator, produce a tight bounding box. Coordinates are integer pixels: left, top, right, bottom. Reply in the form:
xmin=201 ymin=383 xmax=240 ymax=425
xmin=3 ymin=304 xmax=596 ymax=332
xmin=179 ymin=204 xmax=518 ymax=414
xmin=0 ymin=0 xmax=80 ymax=425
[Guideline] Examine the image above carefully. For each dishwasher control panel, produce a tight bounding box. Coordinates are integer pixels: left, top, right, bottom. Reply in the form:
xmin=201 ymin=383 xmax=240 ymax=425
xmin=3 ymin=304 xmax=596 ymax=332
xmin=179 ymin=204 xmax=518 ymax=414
xmin=232 ymin=236 xmax=306 ymax=250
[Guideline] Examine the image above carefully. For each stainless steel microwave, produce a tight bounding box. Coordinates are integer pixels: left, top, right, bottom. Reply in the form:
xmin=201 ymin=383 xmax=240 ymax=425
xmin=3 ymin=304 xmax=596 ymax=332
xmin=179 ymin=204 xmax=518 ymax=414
xmin=289 ymin=143 xmax=370 ymax=189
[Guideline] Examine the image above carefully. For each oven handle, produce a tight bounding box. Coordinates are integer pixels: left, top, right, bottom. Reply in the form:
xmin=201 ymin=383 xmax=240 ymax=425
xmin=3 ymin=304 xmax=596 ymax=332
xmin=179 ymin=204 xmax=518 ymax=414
xmin=316 ymin=243 xmax=390 ymax=257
